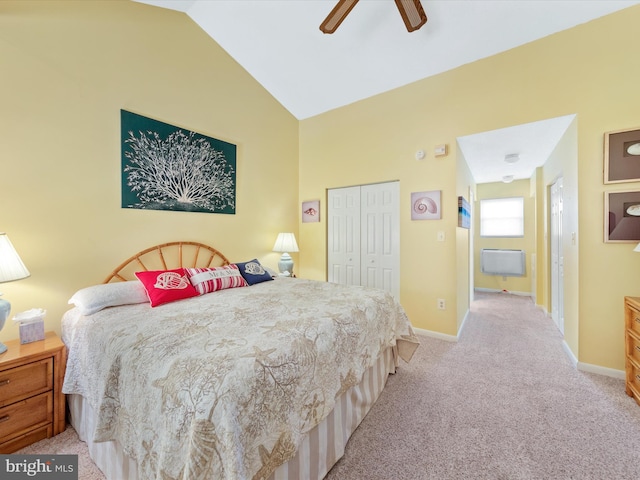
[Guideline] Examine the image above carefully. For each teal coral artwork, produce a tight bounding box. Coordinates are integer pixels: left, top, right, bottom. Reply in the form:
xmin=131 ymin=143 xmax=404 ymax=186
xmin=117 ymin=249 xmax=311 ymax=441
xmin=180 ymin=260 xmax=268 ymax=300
xmin=121 ymin=110 xmax=236 ymax=214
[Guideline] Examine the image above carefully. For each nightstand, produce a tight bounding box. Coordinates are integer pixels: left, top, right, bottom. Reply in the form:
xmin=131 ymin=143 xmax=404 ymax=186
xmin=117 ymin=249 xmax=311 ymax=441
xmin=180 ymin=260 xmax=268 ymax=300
xmin=0 ymin=331 xmax=66 ymax=453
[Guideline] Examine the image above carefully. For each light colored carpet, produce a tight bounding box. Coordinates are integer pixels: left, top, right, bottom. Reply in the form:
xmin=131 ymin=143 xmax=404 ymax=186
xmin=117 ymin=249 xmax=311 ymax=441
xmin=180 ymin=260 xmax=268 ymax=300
xmin=17 ymin=291 xmax=640 ymax=479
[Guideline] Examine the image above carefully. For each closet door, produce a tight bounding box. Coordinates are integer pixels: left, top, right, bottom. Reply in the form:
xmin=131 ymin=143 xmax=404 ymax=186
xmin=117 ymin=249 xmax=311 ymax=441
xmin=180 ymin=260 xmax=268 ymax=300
xmin=327 ymin=186 xmax=361 ymax=286
xmin=361 ymin=182 xmax=400 ymax=299
xmin=327 ymin=182 xmax=400 ymax=300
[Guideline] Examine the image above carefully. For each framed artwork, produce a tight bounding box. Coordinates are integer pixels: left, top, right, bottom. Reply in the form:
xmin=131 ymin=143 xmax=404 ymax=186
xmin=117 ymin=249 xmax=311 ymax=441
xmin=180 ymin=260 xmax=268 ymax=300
xmin=605 ymin=190 xmax=640 ymax=242
xmin=458 ymin=196 xmax=470 ymax=229
xmin=411 ymin=190 xmax=441 ymax=220
xmin=302 ymin=200 xmax=320 ymax=223
xmin=604 ymin=127 xmax=640 ymax=184
xmin=121 ymin=110 xmax=236 ymax=214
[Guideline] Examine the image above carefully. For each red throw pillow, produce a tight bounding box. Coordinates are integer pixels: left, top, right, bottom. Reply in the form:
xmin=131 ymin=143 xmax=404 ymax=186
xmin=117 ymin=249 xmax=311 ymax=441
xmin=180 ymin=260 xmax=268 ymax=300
xmin=186 ymin=265 xmax=248 ymax=295
xmin=135 ymin=268 xmax=199 ymax=307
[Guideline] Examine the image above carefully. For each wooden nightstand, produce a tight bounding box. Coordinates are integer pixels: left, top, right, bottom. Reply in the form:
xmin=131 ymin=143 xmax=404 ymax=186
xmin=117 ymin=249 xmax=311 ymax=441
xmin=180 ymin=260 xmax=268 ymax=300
xmin=0 ymin=331 xmax=66 ymax=452
xmin=625 ymin=297 xmax=640 ymax=406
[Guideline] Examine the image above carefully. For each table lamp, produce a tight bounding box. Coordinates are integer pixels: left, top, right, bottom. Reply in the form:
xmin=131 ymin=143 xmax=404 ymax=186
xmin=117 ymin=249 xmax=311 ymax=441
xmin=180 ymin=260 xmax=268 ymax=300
xmin=0 ymin=233 xmax=30 ymax=353
xmin=272 ymin=233 xmax=299 ymax=276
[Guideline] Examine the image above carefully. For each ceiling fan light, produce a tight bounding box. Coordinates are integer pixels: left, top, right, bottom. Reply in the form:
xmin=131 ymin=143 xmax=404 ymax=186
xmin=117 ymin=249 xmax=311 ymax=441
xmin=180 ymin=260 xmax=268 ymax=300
xmin=395 ymin=0 xmax=427 ymax=32
xmin=320 ymin=0 xmax=360 ymax=34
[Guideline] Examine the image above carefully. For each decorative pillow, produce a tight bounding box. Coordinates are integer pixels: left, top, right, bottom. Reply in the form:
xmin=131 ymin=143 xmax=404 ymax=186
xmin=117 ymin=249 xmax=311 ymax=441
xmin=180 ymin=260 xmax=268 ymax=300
xmin=68 ymin=280 xmax=149 ymax=315
xmin=186 ymin=265 xmax=248 ymax=294
xmin=234 ymin=259 xmax=274 ymax=285
xmin=135 ymin=268 xmax=199 ymax=307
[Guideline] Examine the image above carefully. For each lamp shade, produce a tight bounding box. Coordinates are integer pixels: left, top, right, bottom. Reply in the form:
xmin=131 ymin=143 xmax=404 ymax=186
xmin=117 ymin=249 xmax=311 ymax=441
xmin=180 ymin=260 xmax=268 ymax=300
xmin=0 ymin=233 xmax=30 ymax=283
xmin=634 ymin=242 xmax=640 ymax=253
xmin=272 ymin=233 xmax=299 ymax=253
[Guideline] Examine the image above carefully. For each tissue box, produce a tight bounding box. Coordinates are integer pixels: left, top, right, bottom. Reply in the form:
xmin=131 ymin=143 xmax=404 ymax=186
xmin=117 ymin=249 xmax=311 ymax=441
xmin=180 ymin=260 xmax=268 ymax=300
xmin=19 ymin=319 xmax=45 ymax=344
xmin=13 ymin=308 xmax=46 ymax=344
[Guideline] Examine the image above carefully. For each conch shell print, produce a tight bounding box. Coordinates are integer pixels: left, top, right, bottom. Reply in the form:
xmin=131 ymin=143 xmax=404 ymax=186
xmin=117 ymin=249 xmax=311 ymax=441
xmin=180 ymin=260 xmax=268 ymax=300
xmin=302 ymin=200 xmax=321 ymax=223
xmin=154 ymin=271 xmax=190 ymax=290
xmin=303 ymin=207 xmax=318 ymax=216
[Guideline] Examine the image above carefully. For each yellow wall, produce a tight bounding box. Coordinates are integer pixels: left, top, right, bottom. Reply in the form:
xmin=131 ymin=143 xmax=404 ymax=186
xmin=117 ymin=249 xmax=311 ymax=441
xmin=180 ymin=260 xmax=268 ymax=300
xmin=0 ymin=0 xmax=299 ymax=344
xmin=3 ymin=2 xmax=640 ymax=372
xmin=299 ymin=6 xmax=640 ymax=370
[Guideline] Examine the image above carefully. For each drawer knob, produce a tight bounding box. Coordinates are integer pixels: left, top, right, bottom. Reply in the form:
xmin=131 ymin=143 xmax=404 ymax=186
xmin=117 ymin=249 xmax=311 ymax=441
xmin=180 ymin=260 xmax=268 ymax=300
xmin=0 ymin=379 xmax=9 ymax=387
xmin=0 ymin=415 xmax=9 ymax=423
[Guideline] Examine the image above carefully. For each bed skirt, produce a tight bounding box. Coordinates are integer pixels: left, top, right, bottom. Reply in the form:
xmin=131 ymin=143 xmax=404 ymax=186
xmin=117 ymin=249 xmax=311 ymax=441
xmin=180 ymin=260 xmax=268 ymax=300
xmin=68 ymin=346 xmax=397 ymax=480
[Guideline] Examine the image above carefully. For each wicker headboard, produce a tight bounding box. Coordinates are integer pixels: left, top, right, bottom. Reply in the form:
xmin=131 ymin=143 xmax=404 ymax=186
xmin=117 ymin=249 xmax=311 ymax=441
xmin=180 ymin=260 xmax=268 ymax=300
xmin=104 ymin=241 xmax=230 ymax=283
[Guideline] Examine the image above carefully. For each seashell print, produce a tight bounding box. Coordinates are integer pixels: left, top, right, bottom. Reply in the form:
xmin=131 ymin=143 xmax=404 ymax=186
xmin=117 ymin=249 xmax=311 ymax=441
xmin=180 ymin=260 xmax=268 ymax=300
xmin=413 ymin=196 xmax=438 ymax=214
xmin=184 ymin=418 xmax=219 ymax=480
xmin=304 ymin=207 xmax=318 ymax=216
xmin=154 ymin=271 xmax=189 ymax=290
xmin=244 ymin=262 xmax=265 ymax=275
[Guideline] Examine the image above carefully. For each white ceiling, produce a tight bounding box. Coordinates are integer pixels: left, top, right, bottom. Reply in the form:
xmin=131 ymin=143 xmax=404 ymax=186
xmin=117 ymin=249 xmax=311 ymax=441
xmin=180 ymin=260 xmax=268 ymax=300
xmin=134 ymin=0 xmax=638 ymax=183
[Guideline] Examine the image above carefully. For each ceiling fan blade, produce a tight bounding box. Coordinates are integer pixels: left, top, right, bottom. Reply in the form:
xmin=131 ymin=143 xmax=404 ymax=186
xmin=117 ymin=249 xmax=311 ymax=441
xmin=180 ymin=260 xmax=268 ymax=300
xmin=395 ymin=0 xmax=427 ymax=32
xmin=320 ymin=0 xmax=360 ymax=34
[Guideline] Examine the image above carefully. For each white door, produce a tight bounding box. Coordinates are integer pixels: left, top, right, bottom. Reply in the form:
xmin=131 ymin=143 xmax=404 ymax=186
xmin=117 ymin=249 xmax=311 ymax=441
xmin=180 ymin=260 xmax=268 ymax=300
xmin=468 ymin=189 xmax=475 ymax=303
xmin=327 ymin=186 xmax=361 ymax=287
xmin=361 ymin=182 xmax=400 ymax=299
xmin=550 ymin=178 xmax=564 ymax=334
xmin=327 ymin=182 xmax=400 ymax=300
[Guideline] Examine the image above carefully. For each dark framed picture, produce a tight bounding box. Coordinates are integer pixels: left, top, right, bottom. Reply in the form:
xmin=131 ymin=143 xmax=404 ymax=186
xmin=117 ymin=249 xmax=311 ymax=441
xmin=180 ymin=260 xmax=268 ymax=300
xmin=605 ymin=190 xmax=640 ymax=242
xmin=604 ymin=127 xmax=640 ymax=184
xmin=121 ymin=110 xmax=236 ymax=214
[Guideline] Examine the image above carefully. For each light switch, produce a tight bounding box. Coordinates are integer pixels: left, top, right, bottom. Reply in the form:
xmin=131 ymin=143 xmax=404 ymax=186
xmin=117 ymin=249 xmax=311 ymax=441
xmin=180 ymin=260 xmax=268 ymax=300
xmin=437 ymin=231 xmax=445 ymax=242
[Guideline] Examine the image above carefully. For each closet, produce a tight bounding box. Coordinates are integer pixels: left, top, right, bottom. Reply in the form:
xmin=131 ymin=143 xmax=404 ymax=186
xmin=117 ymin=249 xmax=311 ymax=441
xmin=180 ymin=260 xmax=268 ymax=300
xmin=327 ymin=181 xmax=400 ymax=299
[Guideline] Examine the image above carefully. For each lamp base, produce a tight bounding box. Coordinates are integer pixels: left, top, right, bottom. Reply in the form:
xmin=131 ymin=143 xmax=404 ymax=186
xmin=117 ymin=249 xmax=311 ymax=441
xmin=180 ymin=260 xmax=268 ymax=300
xmin=278 ymin=253 xmax=294 ymax=276
xmin=0 ymin=297 xmax=9 ymax=354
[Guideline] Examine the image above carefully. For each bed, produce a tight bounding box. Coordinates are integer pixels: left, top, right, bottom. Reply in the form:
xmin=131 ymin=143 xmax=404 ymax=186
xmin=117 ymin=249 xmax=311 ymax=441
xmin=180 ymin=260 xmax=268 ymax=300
xmin=61 ymin=242 xmax=419 ymax=480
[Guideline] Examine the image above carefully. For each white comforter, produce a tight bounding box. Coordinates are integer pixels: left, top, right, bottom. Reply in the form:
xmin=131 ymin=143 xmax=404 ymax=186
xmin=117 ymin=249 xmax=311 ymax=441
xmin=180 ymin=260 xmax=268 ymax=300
xmin=62 ymin=278 xmax=418 ymax=480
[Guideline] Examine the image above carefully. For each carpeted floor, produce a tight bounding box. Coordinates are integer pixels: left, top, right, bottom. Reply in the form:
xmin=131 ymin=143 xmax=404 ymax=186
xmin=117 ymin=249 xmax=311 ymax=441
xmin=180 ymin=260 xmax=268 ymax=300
xmin=17 ymin=291 xmax=640 ymax=479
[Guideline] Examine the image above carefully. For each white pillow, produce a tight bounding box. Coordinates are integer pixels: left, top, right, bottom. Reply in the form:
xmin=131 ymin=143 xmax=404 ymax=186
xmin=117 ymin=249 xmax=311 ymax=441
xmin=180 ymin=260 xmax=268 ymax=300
xmin=68 ymin=280 xmax=149 ymax=315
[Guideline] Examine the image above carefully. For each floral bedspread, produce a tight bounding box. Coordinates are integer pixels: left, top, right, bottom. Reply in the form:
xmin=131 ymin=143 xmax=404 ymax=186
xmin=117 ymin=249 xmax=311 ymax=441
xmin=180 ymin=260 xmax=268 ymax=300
xmin=62 ymin=278 xmax=419 ymax=480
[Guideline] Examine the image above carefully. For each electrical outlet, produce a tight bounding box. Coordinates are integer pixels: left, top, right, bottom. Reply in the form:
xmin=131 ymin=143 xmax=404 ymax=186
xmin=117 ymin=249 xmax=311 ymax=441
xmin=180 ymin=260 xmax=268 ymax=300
xmin=437 ymin=298 xmax=446 ymax=310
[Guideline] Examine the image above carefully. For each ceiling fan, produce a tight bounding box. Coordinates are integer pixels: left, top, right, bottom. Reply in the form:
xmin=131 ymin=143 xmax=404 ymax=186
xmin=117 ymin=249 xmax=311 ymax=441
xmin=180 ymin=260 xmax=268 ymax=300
xmin=320 ymin=0 xmax=427 ymax=34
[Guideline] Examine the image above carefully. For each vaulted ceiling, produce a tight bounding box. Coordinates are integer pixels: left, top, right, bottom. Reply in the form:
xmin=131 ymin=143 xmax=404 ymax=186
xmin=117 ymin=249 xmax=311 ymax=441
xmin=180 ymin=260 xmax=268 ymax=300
xmin=134 ymin=0 xmax=639 ymax=183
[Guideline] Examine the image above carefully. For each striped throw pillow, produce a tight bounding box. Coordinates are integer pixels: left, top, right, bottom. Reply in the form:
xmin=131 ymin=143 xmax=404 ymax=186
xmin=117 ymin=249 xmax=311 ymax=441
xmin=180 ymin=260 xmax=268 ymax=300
xmin=186 ymin=265 xmax=248 ymax=295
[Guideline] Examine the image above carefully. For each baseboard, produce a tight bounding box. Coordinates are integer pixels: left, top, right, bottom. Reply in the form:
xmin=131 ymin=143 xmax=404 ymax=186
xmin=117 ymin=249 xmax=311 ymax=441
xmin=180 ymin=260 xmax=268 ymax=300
xmin=475 ymin=287 xmax=531 ymax=296
xmin=577 ymin=361 xmax=626 ymax=379
xmin=412 ymin=326 xmax=458 ymax=342
xmin=562 ymin=340 xmax=578 ymax=367
xmin=562 ymin=340 xmax=625 ymax=379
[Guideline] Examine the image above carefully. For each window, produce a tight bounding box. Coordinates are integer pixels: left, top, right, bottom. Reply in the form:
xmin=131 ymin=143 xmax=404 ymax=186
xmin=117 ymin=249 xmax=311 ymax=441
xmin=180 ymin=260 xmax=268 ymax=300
xmin=480 ymin=197 xmax=524 ymax=237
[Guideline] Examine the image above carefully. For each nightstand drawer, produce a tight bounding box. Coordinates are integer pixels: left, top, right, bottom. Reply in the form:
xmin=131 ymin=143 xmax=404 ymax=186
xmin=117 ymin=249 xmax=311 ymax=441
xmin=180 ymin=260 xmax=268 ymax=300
xmin=0 ymin=391 xmax=52 ymax=441
xmin=629 ymin=330 xmax=640 ymax=365
xmin=0 ymin=424 xmax=51 ymax=453
xmin=0 ymin=358 xmax=53 ymax=407
xmin=629 ymin=305 xmax=640 ymax=337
